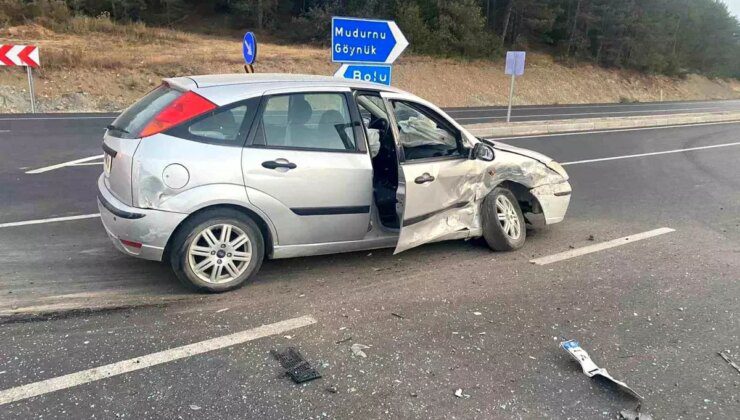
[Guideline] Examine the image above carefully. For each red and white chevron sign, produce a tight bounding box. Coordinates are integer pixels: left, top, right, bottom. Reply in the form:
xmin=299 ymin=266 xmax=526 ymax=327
xmin=0 ymin=45 xmax=40 ymax=68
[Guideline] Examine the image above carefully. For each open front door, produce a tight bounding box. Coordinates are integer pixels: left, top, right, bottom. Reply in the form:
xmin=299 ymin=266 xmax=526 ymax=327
xmin=382 ymin=94 xmax=482 ymax=254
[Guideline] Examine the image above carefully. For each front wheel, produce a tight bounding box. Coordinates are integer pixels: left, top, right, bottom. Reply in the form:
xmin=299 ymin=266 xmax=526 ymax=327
xmin=170 ymin=209 xmax=264 ymax=293
xmin=481 ymin=187 xmax=526 ymax=252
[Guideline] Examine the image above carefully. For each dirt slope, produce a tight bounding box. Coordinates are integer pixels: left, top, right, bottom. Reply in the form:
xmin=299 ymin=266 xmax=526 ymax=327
xmin=0 ymin=22 xmax=738 ymax=113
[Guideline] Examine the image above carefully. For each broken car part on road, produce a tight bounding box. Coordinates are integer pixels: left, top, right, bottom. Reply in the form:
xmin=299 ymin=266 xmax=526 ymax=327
xmin=271 ymin=347 xmax=322 ymax=384
xmin=560 ymin=340 xmax=643 ymax=399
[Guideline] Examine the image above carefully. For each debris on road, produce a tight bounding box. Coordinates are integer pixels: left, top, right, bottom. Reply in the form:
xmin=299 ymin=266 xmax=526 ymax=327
xmin=215 ymin=308 xmax=229 ymax=313
xmin=391 ymin=312 xmax=405 ymax=319
xmin=588 ymin=234 xmax=595 ymax=241
xmin=335 ymin=336 xmax=352 ymax=344
xmin=619 ymin=407 xmax=653 ymax=420
xmin=189 ymin=405 xmax=202 ymax=411
xmin=718 ymin=351 xmax=740 ymax=374
xmin=454 ymin=388 xmax=470 ymax=398
xmin=326 ymin=385 xmax=339 ymax=394
xmin=351 ymin=343 xmax=370 ymax=358
xmin=560 ymin=340 xmax=643 ymax=399
xmin=271 ymin=347 xmax=322 ymax=384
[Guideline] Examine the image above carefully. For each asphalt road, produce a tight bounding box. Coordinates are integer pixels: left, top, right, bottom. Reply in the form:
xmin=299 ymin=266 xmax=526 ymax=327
xmin=1 ymin=114 xmax=739 ymax=418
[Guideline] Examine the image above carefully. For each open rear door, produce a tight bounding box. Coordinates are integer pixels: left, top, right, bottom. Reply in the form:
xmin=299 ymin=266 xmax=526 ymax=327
xmin=381 ymin=93 xmax=482 ymax=254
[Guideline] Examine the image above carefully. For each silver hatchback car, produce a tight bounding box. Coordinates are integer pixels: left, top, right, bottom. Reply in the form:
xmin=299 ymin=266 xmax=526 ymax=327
xmin=98 ymin=74 xmax=571 ymax=292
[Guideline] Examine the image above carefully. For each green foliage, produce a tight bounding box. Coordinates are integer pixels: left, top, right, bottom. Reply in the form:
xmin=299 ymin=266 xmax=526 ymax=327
xmin=1 ymin=0 xmax=737 ymax=78
xmin=0 ymin=0 xmax=70 ymax=26
xmin=436 ymin=0 xmax=499 ymax=57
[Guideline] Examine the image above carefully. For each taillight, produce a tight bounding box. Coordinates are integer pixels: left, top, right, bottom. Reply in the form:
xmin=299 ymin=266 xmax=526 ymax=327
xmin=139 ymin=91 xmax=216 ymax=138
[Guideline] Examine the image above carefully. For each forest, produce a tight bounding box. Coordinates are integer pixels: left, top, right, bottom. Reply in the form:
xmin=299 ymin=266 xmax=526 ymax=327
xmin=2 ymin=0 xmax=739 ymax=78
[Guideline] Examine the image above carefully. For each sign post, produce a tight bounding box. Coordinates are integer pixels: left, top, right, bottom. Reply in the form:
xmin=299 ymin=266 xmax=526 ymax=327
xmin=242 ymin=32 xmax=257 ymax=73
xmin=331 ymin=17 xmax=408 ymax=86
xmin=0 ymin=45 xmax=40 ymax=113
xmin=504 ymin=51 xmax=526 ymax=123
xmin=26 ymin=66 xmax=36 ymax=113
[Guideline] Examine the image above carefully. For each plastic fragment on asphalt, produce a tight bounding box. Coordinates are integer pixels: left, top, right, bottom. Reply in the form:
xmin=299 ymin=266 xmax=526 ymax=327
xmin=271 ymin=347 xmax=322 ymax=384
xmin=560 ymin=340 xmax=643 ymax=399
xmin=351 ymin=343 xmax=370 ymax=358
xmin=718 ymin=352 xmax=740 ymax=374
xmin=619 ymin=407 xmax=653 ymax=420
xmin=391 ymin=312 xmax=405 ymax=319
xmin=454 ymin=388 xmax=470 ymax=398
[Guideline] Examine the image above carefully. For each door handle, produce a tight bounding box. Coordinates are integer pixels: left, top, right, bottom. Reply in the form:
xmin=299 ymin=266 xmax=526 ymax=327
xmin=262 ymin=160 xmax=297 ymax=170
xmin=414 ymin=173 xmax=435 ymax=184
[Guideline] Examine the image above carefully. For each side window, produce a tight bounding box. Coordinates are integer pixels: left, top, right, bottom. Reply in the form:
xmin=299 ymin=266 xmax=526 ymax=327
xmin=255 ymin=93 xmax=357 ymax=151
xmin=391 ymin=101 xmax=461 ymax=161
xmin=167 ymin=99 xmax=256 ymax=144
xmin=186 ymin=105 xmax=249 ymax=142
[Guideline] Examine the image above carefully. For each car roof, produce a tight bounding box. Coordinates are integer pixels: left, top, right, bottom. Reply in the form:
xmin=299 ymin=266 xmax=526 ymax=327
xmin=168 ymin=73 xmax=404 ymax=93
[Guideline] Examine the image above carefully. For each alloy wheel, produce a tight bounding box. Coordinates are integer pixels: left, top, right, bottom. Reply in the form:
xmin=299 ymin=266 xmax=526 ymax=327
xmin=495 ymin=195 xmax=521 ymax=241
xmin=187 ymin=223 xmax=252 ymax=284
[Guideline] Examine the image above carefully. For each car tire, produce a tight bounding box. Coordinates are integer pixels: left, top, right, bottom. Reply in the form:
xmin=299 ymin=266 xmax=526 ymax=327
xmin=481 ymin=187 xmax=527 ymax=252
xmin=170 ymin=209 xmax=264 ymax=293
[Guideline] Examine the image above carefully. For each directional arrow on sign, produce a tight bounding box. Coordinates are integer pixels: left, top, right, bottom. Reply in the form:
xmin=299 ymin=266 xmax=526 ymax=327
xmin=0 ymin=45 xmax=40 ymax=67
xmin=332 ymin=17 xmax=408 ymax=64
xmin=334 ymin=64 xmax=392 ymax=86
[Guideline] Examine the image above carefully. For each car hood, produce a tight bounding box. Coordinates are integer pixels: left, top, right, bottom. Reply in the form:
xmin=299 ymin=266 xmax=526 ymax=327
xmin=489 ymin=141 xmax=554 ymax=165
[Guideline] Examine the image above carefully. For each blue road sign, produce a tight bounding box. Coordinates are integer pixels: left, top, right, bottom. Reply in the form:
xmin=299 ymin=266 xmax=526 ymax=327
xmin=332 ymin=17 xmax=408 ymax=64
xmin=505 ymin=51 xmax=526 ymax=76
xmin=334 ymin=64 xmax=392 ymax=85
xmin=243 ymin=32 xmax=257 ymax=65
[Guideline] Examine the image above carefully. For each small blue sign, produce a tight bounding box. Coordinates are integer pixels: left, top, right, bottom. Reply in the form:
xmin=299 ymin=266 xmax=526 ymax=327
xmin=243 ymin=32 xmax=257 ymax=65
xmin=332 ymin=17 xmax=408 ymax=64
xmin=334 ymin=64 xmax=392 ymax=85
xmin=505 ymin=51 xmax=526 ymax=76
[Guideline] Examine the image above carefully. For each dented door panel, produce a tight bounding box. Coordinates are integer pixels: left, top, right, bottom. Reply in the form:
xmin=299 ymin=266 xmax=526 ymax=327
xmin=394 ymin=147 xmax=570 ymax=253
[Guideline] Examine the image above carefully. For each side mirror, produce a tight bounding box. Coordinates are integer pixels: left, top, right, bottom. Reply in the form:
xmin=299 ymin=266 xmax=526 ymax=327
xmin=472 ymin=143 xmax=495 ymax=162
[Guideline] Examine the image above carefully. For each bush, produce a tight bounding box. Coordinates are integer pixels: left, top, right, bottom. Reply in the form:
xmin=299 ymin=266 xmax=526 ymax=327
xmin=435 ymin=0 xmax=500 ymax=58
xmin=287 ymin=0 xmax=340 ymax=44
xmin=0 ymin=0 xmax=70 ymax=27
xmin=395 ymin=1 xmax=435 ymax=54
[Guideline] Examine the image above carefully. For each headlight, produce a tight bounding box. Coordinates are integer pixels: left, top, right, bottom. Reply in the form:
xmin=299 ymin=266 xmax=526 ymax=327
xmin=546 ymin=161 xmax=569 ymax=179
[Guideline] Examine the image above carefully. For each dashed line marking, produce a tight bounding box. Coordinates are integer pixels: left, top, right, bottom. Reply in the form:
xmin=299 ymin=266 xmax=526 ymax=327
xmin=25 ymin=155 xmax=103 ymax=174
xmin=562 ymin=142 xmax=740 ymax=166
xmin=0 ymin=214 xmax=100 ymax=228
xmin=0 ymin=315 xmax=317 ymax=406
xmin=530 ymin=228 xmax=675 ymax=265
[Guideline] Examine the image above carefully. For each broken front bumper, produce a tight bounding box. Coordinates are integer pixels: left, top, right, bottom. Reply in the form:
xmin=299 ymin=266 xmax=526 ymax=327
xmin=530 ymin=181 xmax=572 ymax=226
xmin=97 ymin=174 xmax=187 ymax=261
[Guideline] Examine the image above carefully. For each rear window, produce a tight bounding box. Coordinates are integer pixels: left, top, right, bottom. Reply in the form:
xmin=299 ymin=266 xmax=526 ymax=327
xmin=108 ymin=85 xmax=182 ymax=139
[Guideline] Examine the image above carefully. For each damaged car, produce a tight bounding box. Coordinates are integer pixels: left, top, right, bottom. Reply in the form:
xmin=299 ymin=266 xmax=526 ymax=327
xmin=98 ymin=74 xmax=571 ymax=292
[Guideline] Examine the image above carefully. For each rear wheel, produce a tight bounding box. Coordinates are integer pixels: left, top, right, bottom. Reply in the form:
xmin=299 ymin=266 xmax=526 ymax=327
xmin=170 ymin=209 xmax=264 ymax=293
xmin=481 ymin=187 xmax=526 ymax=252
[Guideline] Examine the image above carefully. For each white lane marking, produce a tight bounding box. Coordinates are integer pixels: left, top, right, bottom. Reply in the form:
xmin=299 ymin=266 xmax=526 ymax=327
xmin=453 ymin=106 xmax=729 ymax=121
xmin=0 ymin=116 xmax=115 ymax=121
xmin=0 ymin=315 xmax=317 ymax=406
xmin=473 ymin=120 xmax=740 ymax=139
xmin=0 ymin=214 xmax=100 ymax=228
xmin=530 ymin=228 xmax=675 ymax=265
xmin=562 ymin=142 xmax=740 ymax=166
xmin=25 ymin=155 xmax=104 ymax=174
xmin=70 ymin=162 xmax=104 ymax=167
